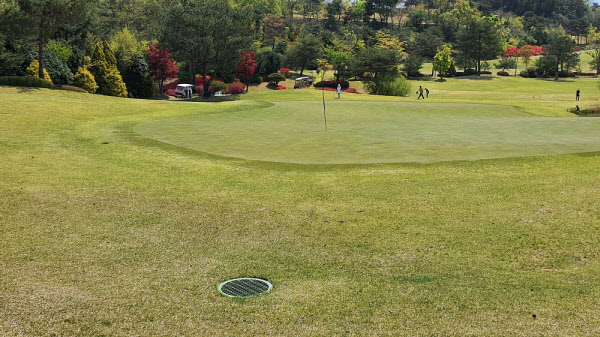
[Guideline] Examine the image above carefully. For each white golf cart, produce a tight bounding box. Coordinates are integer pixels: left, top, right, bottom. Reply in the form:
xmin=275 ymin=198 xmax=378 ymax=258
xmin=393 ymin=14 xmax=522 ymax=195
xmin=175 ymin=84 xmax=194 ymax=98
xmin=294 ymin=77 xmax=313 ymax=89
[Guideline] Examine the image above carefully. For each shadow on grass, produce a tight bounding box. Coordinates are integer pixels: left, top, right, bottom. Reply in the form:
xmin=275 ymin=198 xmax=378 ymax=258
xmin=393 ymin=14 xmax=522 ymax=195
xmin=534 ymin=78 xmax=576 ymax=83
xmin=452 ymin=76 xmax=494 ymax=81
xmin=169 ymin=95 xmax=242 ymax=103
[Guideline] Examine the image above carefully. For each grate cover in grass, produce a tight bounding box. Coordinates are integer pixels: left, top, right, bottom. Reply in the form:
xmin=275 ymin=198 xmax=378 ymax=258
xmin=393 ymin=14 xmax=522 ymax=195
xmin=218 ymin=278 xmax=272 ymax=298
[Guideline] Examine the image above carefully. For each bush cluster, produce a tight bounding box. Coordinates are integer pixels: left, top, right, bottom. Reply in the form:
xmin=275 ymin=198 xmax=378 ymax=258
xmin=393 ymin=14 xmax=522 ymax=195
xmin=26 ymin=60 xmax=53 ymax=84
xmin=0 ymin=76 xmax=54 ymax=88
xmin=210 ymin=80 xmax=229 ymax=92
xmin=227 ymin=82 xmax=245 ymax=94
xmin=268 ymin=73 xmax=286 ymax=85
xmin=73 ymin=67 xmax=98 ymax=93
xmin=314 ymin=80 xmax=349 ymax=89
xmin=520 ymin=67 xmax=538 ymax=78
xmin=497 ymin=71 xmax=510 ymax=76
xmin=364 ymin=76 xmax=411 ymax=97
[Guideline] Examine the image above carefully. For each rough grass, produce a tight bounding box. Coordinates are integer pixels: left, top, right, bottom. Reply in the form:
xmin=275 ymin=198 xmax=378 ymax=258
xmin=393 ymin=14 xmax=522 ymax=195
xmin=1 ymin=78 xmax=600 ymax=336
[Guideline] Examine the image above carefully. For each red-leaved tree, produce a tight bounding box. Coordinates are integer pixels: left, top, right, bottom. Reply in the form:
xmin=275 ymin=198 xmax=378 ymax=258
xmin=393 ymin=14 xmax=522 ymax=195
xmin=145 ymin=42 xmax=179 ymax=94
xmin=235 ymin=51 xmax=257 ymax=92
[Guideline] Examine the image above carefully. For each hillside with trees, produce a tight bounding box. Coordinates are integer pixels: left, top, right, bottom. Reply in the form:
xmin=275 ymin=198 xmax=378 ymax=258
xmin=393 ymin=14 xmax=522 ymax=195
xmin=2 ymin=0 xmax=600 ymax=97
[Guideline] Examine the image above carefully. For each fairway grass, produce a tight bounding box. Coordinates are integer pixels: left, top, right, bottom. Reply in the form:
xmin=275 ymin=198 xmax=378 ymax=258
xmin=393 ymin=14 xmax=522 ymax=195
xmin=1 ymin=77 xmax=600 ymax=336
xmin=137 ymin=101 xmax=600 ymax=164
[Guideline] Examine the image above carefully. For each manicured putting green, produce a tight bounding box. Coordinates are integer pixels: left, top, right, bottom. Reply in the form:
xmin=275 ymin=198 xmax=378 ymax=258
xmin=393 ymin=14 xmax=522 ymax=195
xmin=135 ymin=101 xmax=600 ymax=164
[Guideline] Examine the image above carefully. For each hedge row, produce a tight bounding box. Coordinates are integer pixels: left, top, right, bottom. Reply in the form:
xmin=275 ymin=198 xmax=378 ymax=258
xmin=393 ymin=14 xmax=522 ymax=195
xmin=314 ymin=80 xmax=349 ymax=89
xmin=0 ymin=76 xmax=55 ymax=88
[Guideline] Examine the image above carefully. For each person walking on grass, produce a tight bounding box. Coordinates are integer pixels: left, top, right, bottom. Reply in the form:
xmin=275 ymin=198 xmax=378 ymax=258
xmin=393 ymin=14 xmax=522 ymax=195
xmin=425 ymin=88 xmax=430 ymax=98
xmin=337 ymin=84 xmax=342 ymax=99
xmin=576 ymin=88 xmax=581 ymax=101
xmin=417 ymin=86 xmax=425 ymax=100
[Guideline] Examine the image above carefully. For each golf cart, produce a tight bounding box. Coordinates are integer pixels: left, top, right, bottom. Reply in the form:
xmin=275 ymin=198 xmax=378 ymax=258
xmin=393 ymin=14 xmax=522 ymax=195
xmin=175 ymin=84 xmax=194 ymax=98
xmin=294 ymin=77 xmax=313 ymax=89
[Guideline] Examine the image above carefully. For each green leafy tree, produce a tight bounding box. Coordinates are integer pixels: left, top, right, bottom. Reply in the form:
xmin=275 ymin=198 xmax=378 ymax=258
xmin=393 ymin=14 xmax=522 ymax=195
xmin=285 ymin=34 xmax=323 ymax=76
xmin=545 ymin=28 xmax=577 ymax=80
xmin=408 ymin=27 xmax=444 ymax=59
xmin=256 ymin=49 xmax=283 ymax=76
xmin=262 ymin=14 xmax=286 ymax=48
xmin=588 ymin=49 xmax=600 ymax=76
xmin=403 ymin=54 xmax=423 ymax=77
xmin=495 ymin=58 xmax=517 ymax=72
xmin=433 ymin=44 xmax=452 ymax=79
xmin=323 ymin=39 xmax=353 ymax=81
xmin=110 ymin=27 xmax=143 ymax=72
xmin=456 ymin=15 xmax=504 ymax=74
xmin=12 ymin=0 xmax=91 ymax=80
xmin=160 ymin=0 xmax=252 ymax=97
xmin=354 ymin=47 xmax=401 ymax=78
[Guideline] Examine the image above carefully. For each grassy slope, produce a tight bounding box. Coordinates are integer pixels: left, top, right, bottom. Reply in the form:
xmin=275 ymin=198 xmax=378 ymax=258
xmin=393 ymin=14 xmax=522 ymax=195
xmin=1 ymin=80 xmax=600 ymax=336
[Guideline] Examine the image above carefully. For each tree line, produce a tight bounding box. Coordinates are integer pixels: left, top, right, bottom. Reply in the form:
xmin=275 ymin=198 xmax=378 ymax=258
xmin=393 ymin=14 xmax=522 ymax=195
xmin=1 ymin=0 xmax=599 ymax=98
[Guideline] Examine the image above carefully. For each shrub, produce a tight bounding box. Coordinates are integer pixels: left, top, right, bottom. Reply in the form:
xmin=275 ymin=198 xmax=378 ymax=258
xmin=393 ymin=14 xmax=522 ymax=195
xmin=279 ymin=67 xmax=291 ymax=78
xmin=558 ymin=70 xmax=573 ymax=78
xmin=211 ymin=80 xmax=229 ymax=92
xmin=73 ymin=67 xmax=98 ymax=93
xmin=60 ymin=85 xmax=87 ymax=93
xmin=22 ymin=50 xmax=73 ymax=85
xmin=480 ymin=71 xmax=492 ymax=75
xmin=364 ymin=75 xmax=411 ymax=97
xmin=344 ymin=88 xmax=358 ymax=93
xmin=165 ymin=88 xmax=176 ymax=96
xmin=464 ymin=68 xmax=478 ymax=76
xmin=0 ymin=76 xmax=54 ymax=88
xmin=250 ymin=75 xmax=262 ymax=84
xmin=99 ymin=67 xmax=127 ymax=97
xmin=40 ymin=49 xmax=73 ymax=85
xmin=497 ymin=71 xmax=510 ymax=76
xmin=228 ymin=82 xmax=245 ymax=94
xmin=122 ymin=57 xmax=154 ymax=98
xmin=314 ymin=80 xmax=349 ymax=89
xmin=520 ymin=67 xmax=538 ymax=78
xmin=268 ymin=73 xmax=286 ymax=85
xmin=277 ymin=86 xmax=287 ymax=90
xmin=26 ymin=60 xmax=53 ymax=84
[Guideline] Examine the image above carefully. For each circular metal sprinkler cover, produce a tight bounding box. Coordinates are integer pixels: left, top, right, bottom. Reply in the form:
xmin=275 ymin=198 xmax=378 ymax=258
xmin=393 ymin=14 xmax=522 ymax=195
xmin=218 ymin=278 xmax=273 ymax=298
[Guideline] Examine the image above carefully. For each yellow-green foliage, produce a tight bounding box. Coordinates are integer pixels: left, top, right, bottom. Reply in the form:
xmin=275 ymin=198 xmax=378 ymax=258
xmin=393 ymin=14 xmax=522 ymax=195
xmin=73 ymin=67 xmax=98 ymax=93
xmin=25 ymin=60 xmax=53 ymax=84
xmin=100 ymin=67 xmax=127 ymax=97
xmin=90 ymin=41 xmax=127 ymax=97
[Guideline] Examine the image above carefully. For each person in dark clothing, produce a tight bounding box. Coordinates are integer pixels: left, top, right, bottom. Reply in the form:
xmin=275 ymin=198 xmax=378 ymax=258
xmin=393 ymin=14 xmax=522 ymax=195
xmin=425 ymin=88 xmax=430 ymax=98
xmin=576 ymin=89 xmax=581 ymax=101
xmin=417 ymin=86 xmax=425 ymax=100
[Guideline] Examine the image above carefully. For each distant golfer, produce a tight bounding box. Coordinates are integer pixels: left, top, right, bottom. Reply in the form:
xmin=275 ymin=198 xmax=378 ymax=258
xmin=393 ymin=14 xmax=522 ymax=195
xmin=425 ymin=88 xmax=430 ymax=98
xmin=417 ymin=86 xmax=425 ymax=100
xmin=337 ymin=84 xmax=342 ymax=99
xmin=576 ymin=88 xmax=581 ymax=101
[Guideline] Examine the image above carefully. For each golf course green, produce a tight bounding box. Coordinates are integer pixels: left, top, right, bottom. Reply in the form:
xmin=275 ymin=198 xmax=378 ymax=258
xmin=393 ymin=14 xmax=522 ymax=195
xmin=136 ymin=100 xmax=600 ymax=164
xmin=1 ymin=77 xmax=600 ymax=336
